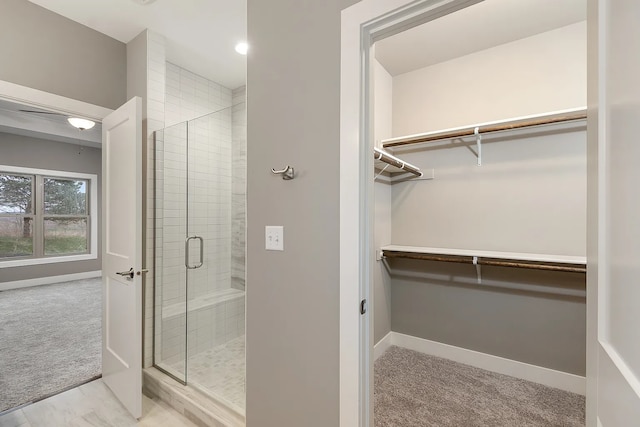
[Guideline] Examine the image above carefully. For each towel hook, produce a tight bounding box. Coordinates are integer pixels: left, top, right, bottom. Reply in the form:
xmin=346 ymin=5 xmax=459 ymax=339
xmin=272 ymin=165 xmax=294 ymax=180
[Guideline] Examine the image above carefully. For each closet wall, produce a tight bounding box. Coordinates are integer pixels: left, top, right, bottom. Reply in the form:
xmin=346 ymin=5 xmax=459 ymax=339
xmin=375 ymin=22 xmax=587 ymax=375
xmin=393 ymin=22 xmax=586 ymax=135
xmin=373 ymin=59 xmax=393 ymax=343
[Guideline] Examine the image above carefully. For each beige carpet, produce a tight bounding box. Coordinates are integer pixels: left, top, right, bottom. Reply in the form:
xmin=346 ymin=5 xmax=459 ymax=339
xmin=375 ymin=346 xmax=585 ymax=427
xmin=0 ymin=278 xmax=102 ymax=413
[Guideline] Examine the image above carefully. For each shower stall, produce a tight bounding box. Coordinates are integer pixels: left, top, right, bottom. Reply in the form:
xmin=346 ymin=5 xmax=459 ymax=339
xmin=153 ymin=105 xmax=246 ymax=415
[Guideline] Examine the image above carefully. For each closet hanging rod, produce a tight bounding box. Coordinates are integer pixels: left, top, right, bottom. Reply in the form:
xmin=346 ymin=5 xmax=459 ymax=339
xmin=382 ymin=108 xmax=587 ymax=149
xmin=382 ymin=250 xmax=586 ymax=274
xmin=374 ymin=147 xmax=422 ymax=177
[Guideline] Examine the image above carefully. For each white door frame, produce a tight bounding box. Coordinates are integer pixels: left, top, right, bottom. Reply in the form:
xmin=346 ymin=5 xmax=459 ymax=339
xmin=340 ymin=1 xmax=597 ymax=426
xmin=588 ymin=0 xmax=640 ymax=425
xmin=585 ymin=0 xmax=601 ymax=424
xmin=340 ymin=1 xmax=485 ymax=425
xmin=0 ymin=80 xmax=112 ymax=121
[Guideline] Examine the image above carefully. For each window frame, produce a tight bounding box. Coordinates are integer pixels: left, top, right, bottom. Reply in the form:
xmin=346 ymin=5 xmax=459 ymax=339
xmin=0 ymin=171 xmax=35 ymax=258
xmin=0 ymin=165 xmax=98 ymax=268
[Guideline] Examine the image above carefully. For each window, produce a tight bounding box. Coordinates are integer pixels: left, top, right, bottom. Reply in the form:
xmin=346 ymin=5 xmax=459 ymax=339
xmin=0 ymin=173 xmax=34 ymax=258
xmin=0 ymin=166 xmax=97 ymax=267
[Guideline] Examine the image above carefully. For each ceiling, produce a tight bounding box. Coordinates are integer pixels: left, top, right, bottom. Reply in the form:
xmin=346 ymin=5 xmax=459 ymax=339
xmin=26 ymin=0 xmax=585 ymax=89
xmin=0 ymin=99 xmax=102 ymax=148
xmin=3 ymin=1 xmax=584 ymax=150
xmin=28 ymin=0 xmax=246 ymax=90
xmin=375 ymin=0 xmax=586 ymax=76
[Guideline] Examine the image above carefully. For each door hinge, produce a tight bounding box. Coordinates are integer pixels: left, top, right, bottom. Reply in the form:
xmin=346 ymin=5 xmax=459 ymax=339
xmin=360 ymin=299 xmax=367 ymax=315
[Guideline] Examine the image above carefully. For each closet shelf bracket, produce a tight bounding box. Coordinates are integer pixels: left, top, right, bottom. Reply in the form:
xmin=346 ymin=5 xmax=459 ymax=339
xmin=474 ymin=127 xmax=482 ymax=166
xmin=473 ymin=256 xmax=482 ymax=284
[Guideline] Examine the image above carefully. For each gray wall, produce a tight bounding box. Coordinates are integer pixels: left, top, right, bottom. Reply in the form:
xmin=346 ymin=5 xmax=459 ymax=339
xmin=246 ymin=0 xmax=358 ymax=425
xmin=390 ymin=259 xmax=586 ymax=375
xmin=0 ymin=132 xmax=102 ymax=283
xmin=0 ymin=0 xmax=126 ymax=110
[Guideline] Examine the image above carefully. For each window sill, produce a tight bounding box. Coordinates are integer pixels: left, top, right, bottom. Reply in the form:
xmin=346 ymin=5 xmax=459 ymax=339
xmin=0 ymin=253 xmax=97 ymax=268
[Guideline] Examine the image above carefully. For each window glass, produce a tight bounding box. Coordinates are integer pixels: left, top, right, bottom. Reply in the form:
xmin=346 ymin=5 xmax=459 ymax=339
xmin=0 ymin=217 xmax=33 ymax=258
xmin=0 ymin=174 xmax=33 ymax=214
xmin=44 ymin=178 xmax=88 ymax=215
xmin=44 ymin=218 xmax=88 ymax=255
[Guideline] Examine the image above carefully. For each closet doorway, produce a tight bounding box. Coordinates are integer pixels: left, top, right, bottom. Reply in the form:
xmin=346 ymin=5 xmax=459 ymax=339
xmin=360 ymin=0 xmax=589 ymax=425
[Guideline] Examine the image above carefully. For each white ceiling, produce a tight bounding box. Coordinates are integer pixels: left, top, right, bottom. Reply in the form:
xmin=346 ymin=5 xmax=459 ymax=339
xmin=375 ymin=0 xmax=586 ymax=76
xmin=26 ymin=0 xmax=585 ymax=89
xmin=28 ymin=0 xmax=246 ymax=90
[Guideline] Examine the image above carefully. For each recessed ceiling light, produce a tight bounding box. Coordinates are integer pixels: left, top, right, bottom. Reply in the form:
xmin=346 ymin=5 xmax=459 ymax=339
xmin=68 ymin=117 xmax=96 ymax=131
xmin=235 ymin=42 xmax=249 ymax=55
xmin=131 ymin=0 xmax=157 ymax=4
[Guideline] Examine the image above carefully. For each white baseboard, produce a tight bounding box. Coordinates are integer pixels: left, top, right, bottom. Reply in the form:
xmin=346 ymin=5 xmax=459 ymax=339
xmin=374 ymin=332 xmax=393 ymax=361
xmin=0 ymin=270 xmax=102 ymax=291
xmin=390 ymin=332 xmax=586 ymax=396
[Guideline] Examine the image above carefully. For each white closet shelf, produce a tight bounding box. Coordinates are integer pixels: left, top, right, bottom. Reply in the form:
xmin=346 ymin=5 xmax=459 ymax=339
xmin=381 ymin=107 xmax=587 ymax=149
xmin=381 ymin=245 xmax=586 ymax=273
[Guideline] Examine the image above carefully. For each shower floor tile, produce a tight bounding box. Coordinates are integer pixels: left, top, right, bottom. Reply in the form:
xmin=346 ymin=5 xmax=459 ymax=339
xmin=169 ymin=336 xmax=245 ymax=413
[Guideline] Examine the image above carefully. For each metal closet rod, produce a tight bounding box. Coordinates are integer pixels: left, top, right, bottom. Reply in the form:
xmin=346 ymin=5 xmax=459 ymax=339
xmin=374 ymin=147 xmax=422 ymax=177
xmin=382 ymin=111 xmax=587 ymax=149
xmin=382 ymin=250 xmax=587 ymax=274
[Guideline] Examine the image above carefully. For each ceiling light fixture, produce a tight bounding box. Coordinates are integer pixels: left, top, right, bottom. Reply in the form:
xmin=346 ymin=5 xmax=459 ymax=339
xmin=235 ymin=42 xmax=249 ymax=55
xmin=68 ymin=117 xmax=96 ymax=131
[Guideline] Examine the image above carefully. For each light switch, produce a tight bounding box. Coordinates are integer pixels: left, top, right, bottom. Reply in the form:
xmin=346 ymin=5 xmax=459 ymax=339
xmin=265 ymin=226 xmax=284 ymax=251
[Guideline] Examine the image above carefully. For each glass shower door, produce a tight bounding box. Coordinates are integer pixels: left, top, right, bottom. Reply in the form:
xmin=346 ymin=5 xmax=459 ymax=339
xmin=185 ymin=112 xmax=212 ymax=381
xmin=185 ymin=109 xmax=245 ymax=411
xmin=153 ymin=121 xmax=188 ymax=383
xmin=155 ymin=106 xmax=246 ymax=413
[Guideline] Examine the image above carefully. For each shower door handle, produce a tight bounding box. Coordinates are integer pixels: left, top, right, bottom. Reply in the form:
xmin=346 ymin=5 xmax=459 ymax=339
xmin=185 ymin=236 xmax=204 ymax=269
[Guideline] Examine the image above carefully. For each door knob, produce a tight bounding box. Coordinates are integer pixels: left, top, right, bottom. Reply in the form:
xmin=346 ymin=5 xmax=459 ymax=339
xmin=116 ymin=268 xmax=134 ymax=279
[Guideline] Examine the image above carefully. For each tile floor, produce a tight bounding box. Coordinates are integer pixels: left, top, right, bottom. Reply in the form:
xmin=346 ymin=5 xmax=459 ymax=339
xmin=168 ymin=336 xmax=245 ymax=414
xmin=0 ymin=379 xmax=198 ymax=427
xmin=188 ymin=336 xmax=245 ymax=413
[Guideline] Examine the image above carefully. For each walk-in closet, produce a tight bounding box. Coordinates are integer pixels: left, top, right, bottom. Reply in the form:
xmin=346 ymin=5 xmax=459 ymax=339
xmin=371 ymin=0 xmax=587 ymax=425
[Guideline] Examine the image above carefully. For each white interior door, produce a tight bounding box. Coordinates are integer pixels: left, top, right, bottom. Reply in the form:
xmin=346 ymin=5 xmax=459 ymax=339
xmin=101 ymin=97 xmax=143 ymax=418
xmin=596 ymin=0 xmax=640 ymax=424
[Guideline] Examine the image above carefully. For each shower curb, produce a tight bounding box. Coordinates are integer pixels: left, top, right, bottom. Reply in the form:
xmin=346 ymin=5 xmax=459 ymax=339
xmin=143 ymin=367 xmax=245 ymax=427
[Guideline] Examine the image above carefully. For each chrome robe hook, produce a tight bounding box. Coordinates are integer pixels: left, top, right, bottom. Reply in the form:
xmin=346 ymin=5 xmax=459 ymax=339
xmin=271 ymin=165 xmax=294 ymax=180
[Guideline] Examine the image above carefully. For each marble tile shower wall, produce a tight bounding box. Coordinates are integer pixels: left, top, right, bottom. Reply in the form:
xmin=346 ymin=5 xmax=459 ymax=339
xmin=154 ymin=62 xmax=245 ymax=367
xmin=165 ymin=62 xmax=232 ymax=127
xmin=186 ymin=111 xmax=232 ymax=299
